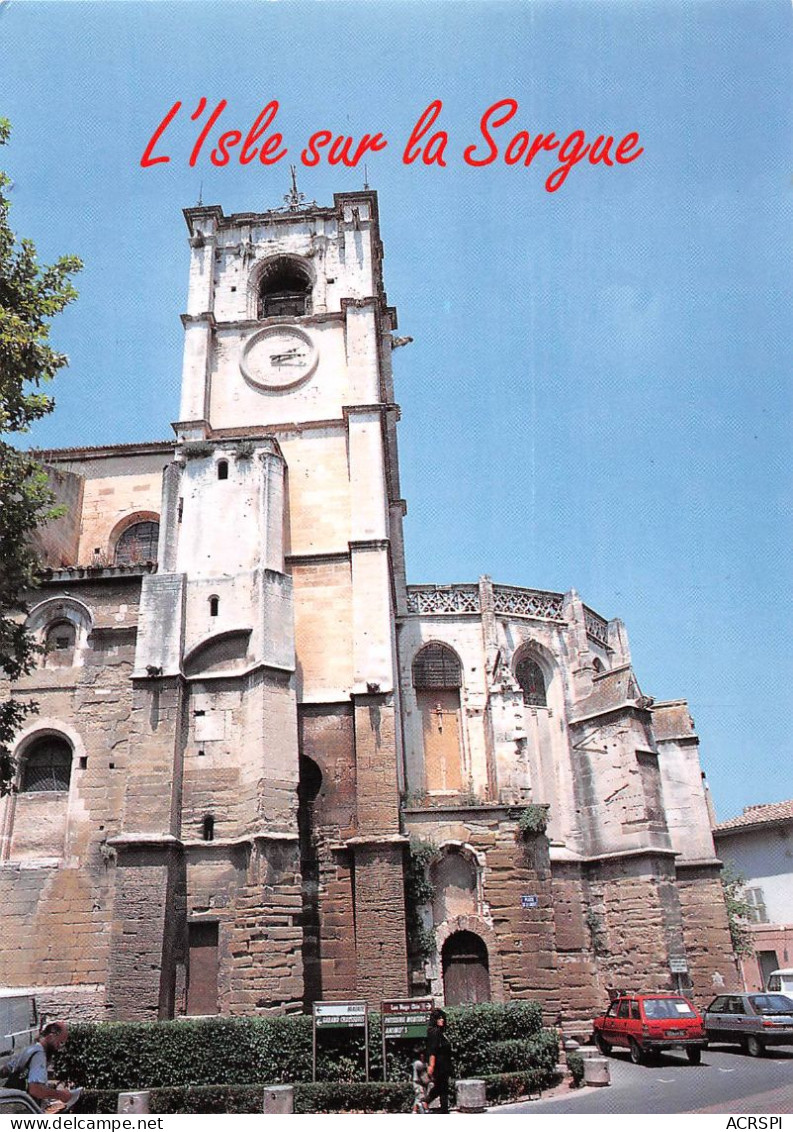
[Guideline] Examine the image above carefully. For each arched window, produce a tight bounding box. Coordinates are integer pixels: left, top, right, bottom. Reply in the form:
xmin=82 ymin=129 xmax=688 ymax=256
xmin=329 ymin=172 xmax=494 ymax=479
xmin=412 ymin=643 xmax=462 ymax=690
xmin=516 ymin=656 xmax=547 ymax=707
xmin=202 ymin=815 xmax=215 ymax=842
xmin=413 ymin=643 xmax=464 ymax=793
xmin=114 ymin=521 xmax=159 ymax=565
xmin=217 ymin=460 xmax=228 ymax=481
xmin=20 ymin=737 xmax=72 ymax=793
xmin=44 ymin=620 xmax=76 ymax=668
xmin=258 ymin=258 xmax=312 ymax=319
xmin=209 ymin=595 xmax=220 ymax=617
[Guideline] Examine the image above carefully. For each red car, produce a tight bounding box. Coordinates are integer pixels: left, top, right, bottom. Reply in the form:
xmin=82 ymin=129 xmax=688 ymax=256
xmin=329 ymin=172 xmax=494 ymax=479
xmin=593 ymin=993 xmax=707 ymax=1064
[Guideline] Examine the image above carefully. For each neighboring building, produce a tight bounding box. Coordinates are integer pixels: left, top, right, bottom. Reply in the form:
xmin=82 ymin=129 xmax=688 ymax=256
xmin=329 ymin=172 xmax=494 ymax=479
xmin=0 ymin=189 xmax=735 ymax=1027
xmin=713 ymin=801 xmax=793 ymax=991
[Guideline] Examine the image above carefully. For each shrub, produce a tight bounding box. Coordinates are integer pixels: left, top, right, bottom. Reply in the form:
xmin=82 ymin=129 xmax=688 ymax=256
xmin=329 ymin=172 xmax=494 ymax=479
xmin=518 ymin=804 xmax=549 ymax=837
xmin=82 ymin=1083 xmax=414 ymax=1115
xmin=446 ymin=1000 xmax=544 ymax=1076
xmin=483 ymin=1067 xmax=562 ymax=1105
xmin=567 ymin=1050 xmax=585 ymax=1088
xmin=473 ymin=1030 xmax=558 ymax=1076
xmin=56 ymin=1001 xmax=553 ymax=1097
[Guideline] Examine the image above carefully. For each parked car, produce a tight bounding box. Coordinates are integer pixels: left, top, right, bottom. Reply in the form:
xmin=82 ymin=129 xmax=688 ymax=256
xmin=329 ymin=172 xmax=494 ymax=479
xmin=704 ymin=992 xmax=793 ymax=1057
xmin=593 ymin=993 xmax=707 ymax=1064
xmin=766 ymin=970 xmax=793 ymax=995
xmin=0 ymin=1088 xmax=43 ymax=1114
xmin=0 ymin=993 xmax=38 ymax=1058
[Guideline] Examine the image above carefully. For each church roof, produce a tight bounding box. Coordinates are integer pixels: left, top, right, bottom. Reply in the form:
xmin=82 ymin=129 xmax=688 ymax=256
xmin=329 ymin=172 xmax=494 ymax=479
xmin=714 ymin=799 xmax=793 ymax=834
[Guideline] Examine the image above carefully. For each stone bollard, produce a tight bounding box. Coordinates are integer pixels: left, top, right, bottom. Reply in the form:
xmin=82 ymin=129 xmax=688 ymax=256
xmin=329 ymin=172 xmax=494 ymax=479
xmin=455 ymin=1079 xmax=487 ymax=1113
xmin=582 ymin=1055 xmax=610 ymax=1087
xmin=262 ymin=1084 xmax=294 ymax=1114
xmin=117 ymin=1091 xmax=150 ymax=1114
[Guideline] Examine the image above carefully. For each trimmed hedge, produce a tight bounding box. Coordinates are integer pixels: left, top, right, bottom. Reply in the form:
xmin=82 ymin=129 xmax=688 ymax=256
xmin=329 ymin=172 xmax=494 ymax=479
xmin=83 ymin=1082 xmax=415 ymax=1115
xmin=56 ymin=1000 xmax=549 ymax=1092
xmin=82 ymin=1070 xmax=560 ymax=1115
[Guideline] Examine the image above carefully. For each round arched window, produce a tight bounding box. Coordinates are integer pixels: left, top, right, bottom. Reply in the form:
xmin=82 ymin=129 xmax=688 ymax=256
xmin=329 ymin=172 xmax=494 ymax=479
xmin=20 ymin=737 xmax=73 ymax=793
xmin=114 ymin=521 xmax=159 ymax=565
xmin=515 ymin=656 xmax=547 ymax=707
xmin=258 ymin=257 xmax=312 ymax=319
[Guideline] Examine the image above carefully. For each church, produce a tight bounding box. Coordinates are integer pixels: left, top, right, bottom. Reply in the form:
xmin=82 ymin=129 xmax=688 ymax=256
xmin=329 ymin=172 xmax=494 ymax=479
xmin=0 ymin=188 xmax=735 ymax=1027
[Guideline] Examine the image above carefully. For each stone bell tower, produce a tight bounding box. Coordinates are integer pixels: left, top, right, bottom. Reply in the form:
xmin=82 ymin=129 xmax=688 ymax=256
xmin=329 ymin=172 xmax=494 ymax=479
xmin=107 ymin=187 xmax=410 ymax=1015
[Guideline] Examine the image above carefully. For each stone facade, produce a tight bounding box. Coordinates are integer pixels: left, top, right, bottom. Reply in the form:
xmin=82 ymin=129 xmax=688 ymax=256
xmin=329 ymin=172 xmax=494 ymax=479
xmin=0 ymin=190 xmax=735 ymax=1029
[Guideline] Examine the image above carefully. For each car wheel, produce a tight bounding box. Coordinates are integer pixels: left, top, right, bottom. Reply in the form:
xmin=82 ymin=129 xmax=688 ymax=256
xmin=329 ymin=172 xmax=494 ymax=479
xmin=595 ymin=1033 xmax=612 ymax=1056
xmin=746 ymin=1035 xmax=764 ymax=1058
xmin=686 ymin=1047 xmax=702 ymax=1065
xmin=629 ymin=1038 xmax=644 ymax=1065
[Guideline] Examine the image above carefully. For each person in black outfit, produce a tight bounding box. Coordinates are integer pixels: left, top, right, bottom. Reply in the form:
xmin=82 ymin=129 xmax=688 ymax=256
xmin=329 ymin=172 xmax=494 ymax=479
xmin=425 ymin=1007 xmax=453 ymax=1113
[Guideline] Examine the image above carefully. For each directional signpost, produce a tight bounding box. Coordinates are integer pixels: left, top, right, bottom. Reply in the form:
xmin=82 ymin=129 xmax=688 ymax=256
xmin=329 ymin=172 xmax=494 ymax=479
xmin=380 ymin=997 xmax=434 ymax=1082
xmin=312 ymin=1001 xmax=369 ymax=1082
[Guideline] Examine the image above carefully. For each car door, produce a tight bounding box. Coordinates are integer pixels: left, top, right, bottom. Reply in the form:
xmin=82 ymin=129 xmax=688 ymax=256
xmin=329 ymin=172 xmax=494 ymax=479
xmin=706 ymin=995 xmax=729 ymax=1041
xmin=600 ymin=1001 xmax=621 ymax=1045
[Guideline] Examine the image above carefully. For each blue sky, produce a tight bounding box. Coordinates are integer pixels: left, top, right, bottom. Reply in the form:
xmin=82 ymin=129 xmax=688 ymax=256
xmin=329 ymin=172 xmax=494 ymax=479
xmin=1 ymin=0 xmax=791 ymax=821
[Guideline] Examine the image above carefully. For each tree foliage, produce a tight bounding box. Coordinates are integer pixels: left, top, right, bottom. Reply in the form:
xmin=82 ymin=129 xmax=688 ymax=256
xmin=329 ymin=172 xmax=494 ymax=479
xmin=721 ymin=862 xmax=756 ymax=957
xmin=0 ymin=118 xmax=82 ymax=792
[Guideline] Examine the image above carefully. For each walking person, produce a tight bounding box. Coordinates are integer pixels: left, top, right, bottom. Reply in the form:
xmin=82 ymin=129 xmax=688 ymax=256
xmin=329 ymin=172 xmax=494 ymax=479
xmin=411 ymin=1048 xmax=430 ymax=1113
xmin=425 ymin=1008 xmax=453 ymax=1113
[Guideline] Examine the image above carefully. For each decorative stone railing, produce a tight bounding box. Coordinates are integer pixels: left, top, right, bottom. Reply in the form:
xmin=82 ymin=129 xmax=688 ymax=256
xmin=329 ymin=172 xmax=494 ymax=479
xmin=583 ymin=605 xmax=609 ymax=646
xmin=491 ymin=584 xmax=565 ymax=621
xmin=405 ymin=585 xmax=480 ymax=615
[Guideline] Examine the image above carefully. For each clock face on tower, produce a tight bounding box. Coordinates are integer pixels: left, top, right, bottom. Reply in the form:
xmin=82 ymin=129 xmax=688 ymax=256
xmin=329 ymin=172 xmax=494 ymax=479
xmin=240 ymin=325 xmax=318 ymax=391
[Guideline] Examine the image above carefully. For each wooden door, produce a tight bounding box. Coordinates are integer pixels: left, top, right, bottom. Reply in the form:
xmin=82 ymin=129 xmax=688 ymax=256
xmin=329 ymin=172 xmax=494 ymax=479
xmin=442 ymin=931 xmax=491 ymax=1005
xmin=419 ymin=690 xmax=462 ymax=792
xmin=187 ymin=921 xmax=219 ymax=1015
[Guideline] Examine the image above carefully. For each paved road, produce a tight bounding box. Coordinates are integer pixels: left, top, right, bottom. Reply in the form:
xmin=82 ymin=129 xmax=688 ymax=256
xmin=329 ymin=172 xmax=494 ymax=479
xmin=491 ymin=1044 xmax=793 ymax=1114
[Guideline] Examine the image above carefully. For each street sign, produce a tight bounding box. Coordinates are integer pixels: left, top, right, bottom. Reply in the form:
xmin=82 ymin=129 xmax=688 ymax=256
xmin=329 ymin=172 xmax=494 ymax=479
xmin=381 ymin=997 xmax=434 ymax=1039
xmin=669 ymin=957 xmax=689 ymax=974
xmin=313 ymin=1000 xmax=368 ymax=1029
xmin=312 ymin=1001 xmax=370 ymax=1083
xmin=521 ymin=894 xmax=539 ymax=908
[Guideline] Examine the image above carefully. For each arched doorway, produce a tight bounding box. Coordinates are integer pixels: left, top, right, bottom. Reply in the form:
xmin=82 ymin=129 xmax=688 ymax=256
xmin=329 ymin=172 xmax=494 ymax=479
xmin=441 ymin=930 xmax=491 ymax=1005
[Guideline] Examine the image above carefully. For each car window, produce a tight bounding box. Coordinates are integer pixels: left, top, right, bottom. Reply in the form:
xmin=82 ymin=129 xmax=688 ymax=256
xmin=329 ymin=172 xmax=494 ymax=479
xmin=630 ymin=1001 xmax=641 ymax=1020
xmin=642 ymin=997 xmax=695 ymax=1020
xmin=749 ymin=994 xmax=793 ymax=1015
xmin=708 ymin=997 xmax=727 ymax=1013
xmin=726 ymin=997 xmax=745 ymax=1015
xmin=617 ymin=1000 xmax=630 ymax=1019
xmin=605 ymin=1002 xmax=619 ymax=1017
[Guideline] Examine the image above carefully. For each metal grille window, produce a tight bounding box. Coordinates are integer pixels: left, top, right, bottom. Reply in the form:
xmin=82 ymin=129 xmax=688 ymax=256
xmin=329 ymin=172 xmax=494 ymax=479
xmin=21 ymin=738 xmax=72 ymax=793
xmin=114 ymin=521 xmax=159 ymax=565
xmin=516 ymin=657 xmax=547 ymax=706
xmin=412 ymin=643 xmax=462 ymax=690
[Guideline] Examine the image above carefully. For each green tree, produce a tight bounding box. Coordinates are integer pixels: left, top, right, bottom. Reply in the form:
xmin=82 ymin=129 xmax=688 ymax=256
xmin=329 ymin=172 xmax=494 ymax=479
xmin=721 ymin=862 xmax=755 ymax=957
xmin=0 ymin=118 xmax=82 ymax=793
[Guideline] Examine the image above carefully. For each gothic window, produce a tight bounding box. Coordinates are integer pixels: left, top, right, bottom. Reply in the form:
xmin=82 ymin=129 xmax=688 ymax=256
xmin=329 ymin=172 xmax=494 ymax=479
xmin=20 ymin=737 xmax=72 ymax=793
xmin=114 ymin=521 xmax=159 ymax=565
xmin=258 ymin=258 xmax=312 ymax=319
xmin=44 ymin=620 xmax=76 ymax=667
xmin=412 ymin=643 xmax=462 ymax=690
xmin=516 ymin=656 xmax=547 ymax=707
